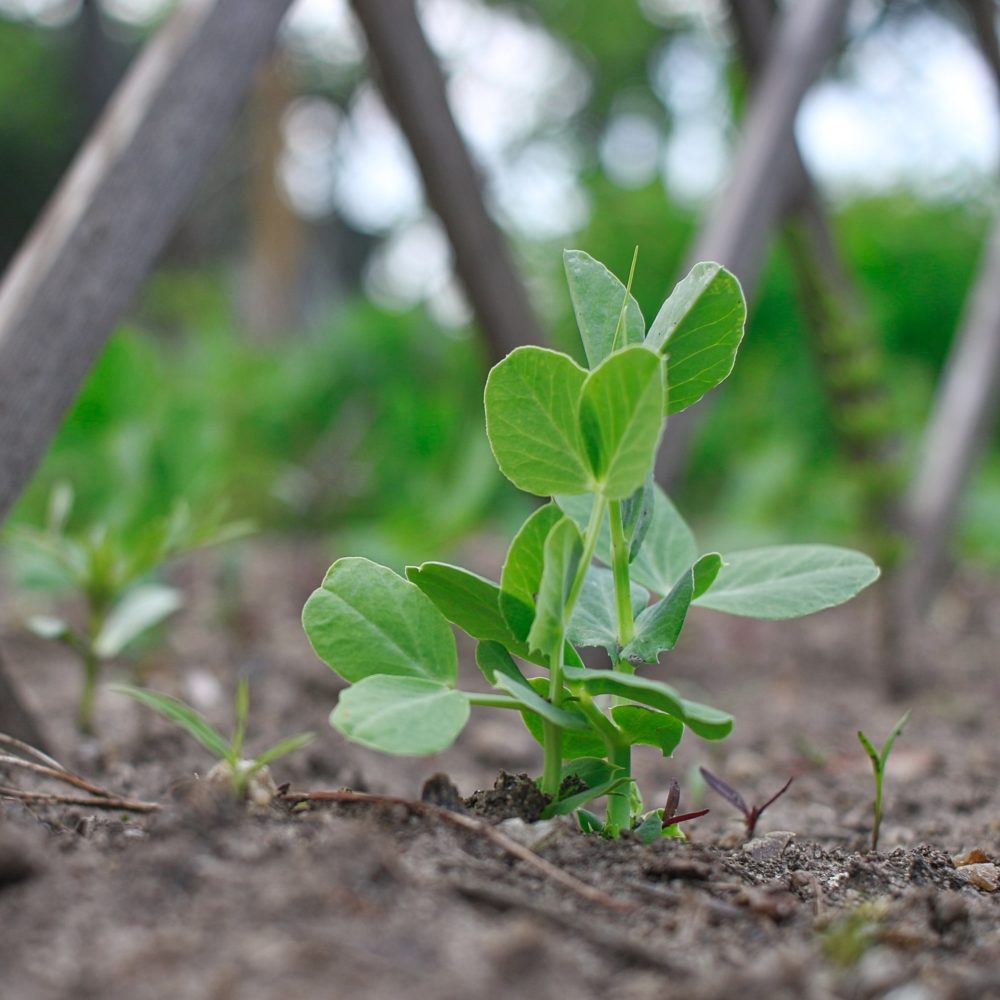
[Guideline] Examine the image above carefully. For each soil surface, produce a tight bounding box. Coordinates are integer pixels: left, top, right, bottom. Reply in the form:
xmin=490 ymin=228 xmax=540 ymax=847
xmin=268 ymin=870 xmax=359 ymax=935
xmin=2 ymin=537 xmax=1000 ymax=1000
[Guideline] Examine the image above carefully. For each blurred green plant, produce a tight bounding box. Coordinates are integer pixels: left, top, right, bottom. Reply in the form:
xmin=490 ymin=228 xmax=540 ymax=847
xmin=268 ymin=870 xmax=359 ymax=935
xmin=858 ymin=709 xmax=911 ymax=852
xmin=113 ymin=678 xmax=314 ymax=802
xmin=9 ymin=483 xmax=251 ymax=734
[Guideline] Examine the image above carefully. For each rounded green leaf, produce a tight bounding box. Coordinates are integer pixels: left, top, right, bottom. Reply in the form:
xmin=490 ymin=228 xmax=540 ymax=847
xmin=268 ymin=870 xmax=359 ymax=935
xmin=330 ymin=676 xmax=470 ymax=755
xmin=405 ymin=562 xmax=519 ymax=648
xmin=578 ymin=346 xmax=667 ymax=499
xmin=567 ymin=565 xmax=648 ymax=652
xmin=610 ymin=705 xmax=684 ymax=757
xmin=499 ymin=503 xmax=563 ymax=641
xmin=693 ymin=545 xmax=880 ymax=620
xmin=646 ymin=262 xmax=746 ymax=414
xmin=485 ymin=346 xmax=592 ymax=496
xmin=527 ymin=516 xmax=582 ymax=658
xmin=680 ymin=699 xmax=733 ymax=741
xmin=302 ymin=557 xmax=457 ymax=684
xmin=564 ymin=249 xmax=645 ymax=367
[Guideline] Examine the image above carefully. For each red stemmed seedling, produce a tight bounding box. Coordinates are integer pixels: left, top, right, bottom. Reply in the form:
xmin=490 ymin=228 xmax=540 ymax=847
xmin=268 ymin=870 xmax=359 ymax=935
xmin=661 ymin=779 xmax=710 ymax=829
xmin=699 ymin=767 xmax=793 ymax=839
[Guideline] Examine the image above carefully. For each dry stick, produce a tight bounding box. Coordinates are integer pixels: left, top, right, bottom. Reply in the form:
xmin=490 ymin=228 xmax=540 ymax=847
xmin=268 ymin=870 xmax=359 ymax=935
xmin=349 ymin=0 xmax=543 ymax=363
xmin=282 ymin=789 xmax=634 ymax=913
xmin=0 ymin=732 xmax=64 ymax=772
xmin=0 ymin=786 xmax=160 ymax=813
xmin=656 ymin=0 xmax=852 ymax=488
xmin=0 ymin=754 xmax=117 ymax=799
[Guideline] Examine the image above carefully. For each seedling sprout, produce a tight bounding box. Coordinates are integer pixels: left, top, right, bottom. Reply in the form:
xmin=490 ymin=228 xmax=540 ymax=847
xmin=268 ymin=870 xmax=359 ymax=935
xmin=699 ymin=767 xmax=794 ymax=840
xmin=857 ymin=709 xmax=911 ymax=851
xmin=113 ymin=679 xmax=314 ymax=803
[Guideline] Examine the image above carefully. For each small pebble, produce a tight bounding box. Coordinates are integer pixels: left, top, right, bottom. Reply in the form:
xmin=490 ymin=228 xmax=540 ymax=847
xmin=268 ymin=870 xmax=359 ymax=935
xmin=952 ymin=848 xmax=990 ymax=867
xmin=955 ymin=863 xmax=1000 ymax=892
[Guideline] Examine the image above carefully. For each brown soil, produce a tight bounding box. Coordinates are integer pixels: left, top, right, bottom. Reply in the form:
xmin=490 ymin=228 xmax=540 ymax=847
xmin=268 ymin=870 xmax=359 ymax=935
xmin=2 ymin=537 xmax=1000 ymax=1000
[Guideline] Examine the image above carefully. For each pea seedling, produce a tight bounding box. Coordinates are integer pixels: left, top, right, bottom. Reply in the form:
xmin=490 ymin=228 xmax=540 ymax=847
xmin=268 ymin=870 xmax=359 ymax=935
xmin=857 ymin=709 xmax=911 ymax=851
xmin=113 ymin=680 xmax=314 ymax=803
xmin=302 ymin=251 xmax=880 ymax=838
xmin=10 ymin=486 xmax=251 ymax=734
xmin=699 ymin=767 xmax=793 ymax=840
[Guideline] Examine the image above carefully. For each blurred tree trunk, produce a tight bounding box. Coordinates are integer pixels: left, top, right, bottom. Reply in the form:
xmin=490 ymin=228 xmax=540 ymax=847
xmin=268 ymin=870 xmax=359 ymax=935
xmin=657 ymin=0 xmax=851 ymax=487
xmin=350 ymin=0 xmax=542 ymax=362
xmin=898 ymin=0 xmax=1000 ymax=612
xmin=240 ymin=54 xmax=305 ymax=340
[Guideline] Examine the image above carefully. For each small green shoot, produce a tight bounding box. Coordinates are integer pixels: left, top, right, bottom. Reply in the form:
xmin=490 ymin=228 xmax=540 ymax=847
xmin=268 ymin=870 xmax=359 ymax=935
xmin=9 ymin=485 xmax=252 ymax=734
xmin=857 ymin=709 xmax=911 ymax=851
xmin=113 ymin=680 xmax=314 ymax=802
xmin=302 ymin=250 xmax=881 ymax=838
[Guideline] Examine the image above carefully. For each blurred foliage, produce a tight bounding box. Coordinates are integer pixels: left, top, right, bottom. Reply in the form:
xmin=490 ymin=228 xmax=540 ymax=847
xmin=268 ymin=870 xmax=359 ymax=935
xmin=8 ymin=272 xmax=514 ymax=566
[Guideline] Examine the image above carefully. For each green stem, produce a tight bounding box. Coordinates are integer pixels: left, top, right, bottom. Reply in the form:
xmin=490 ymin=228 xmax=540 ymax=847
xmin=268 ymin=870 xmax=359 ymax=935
xmin=608 ymin=499 xmax=634 ymax=651
xmin=77 ymin=648 xmax=100 ymax=736
xmin=542 ymin=494 xmax=607 ymax=798
xmin=466 ymin=693 xmax=522 ymax=710
xmin=606 ymin=742 xmax=633 ymax=835
xmin=872 ymin=767 xmax=884 ymax=851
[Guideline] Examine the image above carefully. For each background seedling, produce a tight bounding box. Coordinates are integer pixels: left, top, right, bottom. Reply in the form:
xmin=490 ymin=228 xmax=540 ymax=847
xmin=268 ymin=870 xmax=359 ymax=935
xmin=9 ymin=484 xmax=251 ymax=734
xmin=699 ymin=767 xmax=793 ymax=840
xmin=302 ymin=250 xmax=881 ymax=838
xmin=857 ymin=709 xmax=911 ymax=851
xmin=113 ymin=680 xmax=313 ymax=803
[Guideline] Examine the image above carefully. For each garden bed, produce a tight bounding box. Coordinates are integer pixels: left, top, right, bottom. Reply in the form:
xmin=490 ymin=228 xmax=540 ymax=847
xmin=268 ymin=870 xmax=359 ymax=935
xmin=2 ymin=539 xmax=999 ymax=1000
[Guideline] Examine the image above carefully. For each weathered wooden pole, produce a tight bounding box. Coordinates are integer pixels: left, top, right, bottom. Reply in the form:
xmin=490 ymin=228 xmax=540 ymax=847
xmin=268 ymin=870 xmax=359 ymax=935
xmin=350 ymin=0 xmax=544 ymax=361
xmin=0 ymin=0 xmax=293 ymax=743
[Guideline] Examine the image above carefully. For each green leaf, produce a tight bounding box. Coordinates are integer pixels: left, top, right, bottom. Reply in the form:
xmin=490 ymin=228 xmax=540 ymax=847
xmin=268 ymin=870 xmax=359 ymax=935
xmin=111 ymin=685 xmax=232 ymax=762
xmin=610 ymin=705 xmax=683 ymax=757
xmin=557 ymin=484 xmax=696 ymax=596
xmin=26 ymin=615 xmax=72 ymax=642
xmin=681 ymin=699 xmax=733 ymax=741
xmin=520 ymin=678 xmax=606 ymax=759
xmin=563 ymin=249 xmax=645 ymax=367
xmin=330 ymin=676 xmax=470 ymax=755
xmin=576 ymin=808 xmax=604 ymax=833
xmin=499 ymin=503 xmax=563 ymax=641
xmin=567 ymin=565 xmax=648 ymax=652
xmin=646 ymin=262 xmax=746 ymax=414
xmin=578 ymin=346 xmax=666 ymax=499
xmin=253 ymin=732 xmax=316 ymax=770
xmin=475 ymin=642 xmax=588 ymax=731
xmin=692 ymin=545 xmax=880 ymax=620
xmin=406 ymin=562 xmax=520 ymax=648
xmin=93 ymin=584 xmax=183 ymax=658
xmin=621 ymin=474 xmax=654 ymax=562
xmin=527 ymin=517 xmax=582 ymax=658
xmin=303 ymin=557 xmax=458 ymax=684
xmin=484 ymin=346 xmax=592 ymax=496
xmin=879 ymin=709 xmax=911 ymax=767
xmin=562 ymin=666 xmax=686 ymax=719
xmin=622 ymin=553 xmax=721 ymax=664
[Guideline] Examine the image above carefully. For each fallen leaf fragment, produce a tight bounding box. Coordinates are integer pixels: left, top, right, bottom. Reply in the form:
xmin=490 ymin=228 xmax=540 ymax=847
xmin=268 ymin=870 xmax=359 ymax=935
xmin=954 ymin=863 xmax=1000 ymax=892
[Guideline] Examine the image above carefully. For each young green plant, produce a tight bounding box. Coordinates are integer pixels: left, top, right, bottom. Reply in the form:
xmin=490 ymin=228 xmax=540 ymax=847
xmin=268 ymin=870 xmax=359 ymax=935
xmin=857 ymin=709 xmax=911 ymax=851
xmin=113 ymin=680 xmax=314 ymax=803
xmin=302 ymin=250 xmax=881 ymax=838
xmin=9 ymin=486 xmax=251 ymax=734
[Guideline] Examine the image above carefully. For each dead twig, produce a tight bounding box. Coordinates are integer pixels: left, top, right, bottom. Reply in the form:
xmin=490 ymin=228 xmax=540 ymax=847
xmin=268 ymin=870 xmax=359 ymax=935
xmin=282 ymin=788 xmax=635 ymax=913
xmin=0 ymin=730 xmax=160 ymax=813
xmin=0 ymin=785 xmax=160 ymax=813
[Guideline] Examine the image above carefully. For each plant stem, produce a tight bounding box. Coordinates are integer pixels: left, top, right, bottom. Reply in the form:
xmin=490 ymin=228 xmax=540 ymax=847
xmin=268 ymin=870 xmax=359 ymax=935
xmin=542 ymin=494 xmax=607 ymax=799
xmin=872 ymin=767 xmax=884 ymax=851
xmin=77 ymin=647 xmax=100 ymax=736
xmin=466 ymin=693 xmax=522 ymax=709
xmin=607 ymin=500 xmax=634 ymax=651
xmin=605 ymin=742 xmax=632 ymax=835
